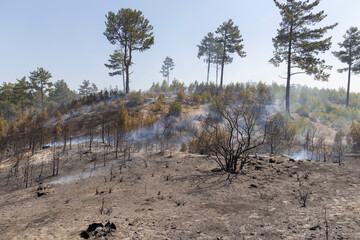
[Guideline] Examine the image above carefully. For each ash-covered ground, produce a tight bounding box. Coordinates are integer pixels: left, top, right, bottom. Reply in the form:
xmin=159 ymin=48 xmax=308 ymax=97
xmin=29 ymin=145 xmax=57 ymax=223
xmin=0 ymin=144 xmax=359 ymax=239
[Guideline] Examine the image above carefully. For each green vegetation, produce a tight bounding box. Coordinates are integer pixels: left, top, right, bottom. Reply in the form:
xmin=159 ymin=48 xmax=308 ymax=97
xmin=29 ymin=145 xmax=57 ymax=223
xmin=169 ymin=101 xmax=182 ymax=116
xmin=270 ymin=0 xmax=337 ymax=115
xmin=104 ymin=8 xmax=154 ymax=93
xmin=332 ymin=27 xmax=360 ymax=107
xmin=160 ymin=57 xmax=175 ymax=84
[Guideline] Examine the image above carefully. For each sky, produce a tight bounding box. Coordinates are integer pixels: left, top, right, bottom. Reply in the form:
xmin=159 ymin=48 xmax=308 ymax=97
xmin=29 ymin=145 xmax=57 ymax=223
xmin=1 ymin=0 xmax=360 ymax=93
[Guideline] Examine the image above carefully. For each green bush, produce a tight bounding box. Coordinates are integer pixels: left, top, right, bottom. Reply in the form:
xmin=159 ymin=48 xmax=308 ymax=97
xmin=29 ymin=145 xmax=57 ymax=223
xmin=296 ymin=106 xmax=310 ymax=117
xmin=128 ymin=91 xmax=143 ymax=106
xmin=169 ymin=101 xmax=182 ymax=116
xmin=193 ymin=94 xmax=201 ymax=106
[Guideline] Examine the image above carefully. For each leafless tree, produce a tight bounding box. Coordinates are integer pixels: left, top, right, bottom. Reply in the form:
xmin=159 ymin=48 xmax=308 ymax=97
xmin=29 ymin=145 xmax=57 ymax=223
xmin=194 ymin=94 xmax=267 ymax=173
xmin=334 ymin=129 xmax=345 ymax=165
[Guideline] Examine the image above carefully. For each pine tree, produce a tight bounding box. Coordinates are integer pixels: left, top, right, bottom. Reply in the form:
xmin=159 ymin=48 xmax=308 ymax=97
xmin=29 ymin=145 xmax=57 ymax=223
xmin=197 ymin=32 xmax=217 ymax=84
xmin=49 ymin=79 xmax=77 ymax=105
xmin=160 ymin=57 xmax=175 ymax=84
xmin=29 ymin=67 xmax=53 ymax=110
xmin=0 ymin=82 xmax=17 ymax=123
xmin=332 ymin=27 xmax=360 ymax=107
xmin=270 ymin=0 xmax=337 ymax=115
xmin=104 ymin=8 xmax=154 ymax=94
xmin=14 ymin=77 xmax=31 ymax=115
xmin=78 ymin=80 xmax=98 ymax=97
xmin=215 ymin=19 xmax=246 ymax=89
xmin=105 ymin=49 xmax=128 ymax=93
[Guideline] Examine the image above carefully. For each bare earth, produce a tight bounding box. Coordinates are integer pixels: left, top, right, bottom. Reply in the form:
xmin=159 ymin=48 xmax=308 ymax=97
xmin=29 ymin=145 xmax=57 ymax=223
xmin=0 ymin=146 xmax=359 ymax=239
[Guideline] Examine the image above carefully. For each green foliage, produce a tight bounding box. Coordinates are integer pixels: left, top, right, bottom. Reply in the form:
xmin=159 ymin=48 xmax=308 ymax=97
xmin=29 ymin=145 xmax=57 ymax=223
xmin=150 ymin=101 xmax=164 ymax=112
xmin=104 ymin=8 xmax=154 ymax=93
xmin=169 ymin=101 xmax=182 ymax=116
xmin=161 ymin=80 xmax=170 ymax=92
xmin=192 ymin=94 xmax=201 ymax=106
xmin=170 ymin=79 xmax=185 ymax=92
xmin=160 ymin=56 xmax=175 ymax=83
xmin=270 ymin=0 xmax=337 ymax=114
xmin=49 ymin=79 xmax=78 ymax=106
xmin=197 ymin=32 xmax=218 ymax=84
xmin=332 ymin=26 xmax=360 ymax=107
xmin=29 ymin=67 xmax=53 ymax=110
xmin=296 ymin=105 xmax=310 ymax=117
xmin=177 ymin=90 xmax=186 ymax=102
xmin=216 ymin=19 xmax=246 ymax=88
xmin=127 ymin=91 xmax=144 ymax=106
xmin=78 ymin=80 xmax=98 ymax=98
xmin=104 ymin=49 xmax=125 ymax=77
xmin=201 ymin=91 xmax=211 ymax=104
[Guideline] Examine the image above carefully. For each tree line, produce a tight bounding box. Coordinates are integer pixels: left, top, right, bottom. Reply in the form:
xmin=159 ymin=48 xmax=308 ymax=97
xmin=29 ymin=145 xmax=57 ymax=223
xmin=102 ymin=1 xmax=360 ymax=116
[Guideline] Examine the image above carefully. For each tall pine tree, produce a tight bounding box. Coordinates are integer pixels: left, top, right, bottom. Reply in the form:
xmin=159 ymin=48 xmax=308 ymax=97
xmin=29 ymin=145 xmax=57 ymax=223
xmin=104 ymin=8 xmax=154 ymax=94
xmin=215 ymin=19 xmax=246 ymax=89
xmin=270 ymin=0 xmax=337 ymax=115
xmin=332 ymin=27 xmax=360 ymax=107
xmin=160 ymin=56 xmax=175 ymax=84
xmin=105 ymin=49 xmax=127 ymax=93
xmin=29 ymin=67 xmax=53 ymax=110
xmin=197 ymin=32 xmax=217 ymax=84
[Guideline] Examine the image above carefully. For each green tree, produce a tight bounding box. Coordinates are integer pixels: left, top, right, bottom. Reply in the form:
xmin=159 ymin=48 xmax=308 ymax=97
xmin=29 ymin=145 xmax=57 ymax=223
xmin=104 ymin=8 xmax=154 ymax=94
xmin=14 ymin=77 xmax=31 ymax=115
xmin=29 ymin=67 xmax=53 ymax=110
xmin=0 ymin=82 xmax=17 ymax=123
xmin=104 ymin=49 xmax=127 ymax=92
xmin=270 ymin=0 xmax=337 ymax=115
xmin=78 ymin=80 xmax=98 ymax=97
xmin=212 ymin=41 xmax=225 ymax=86
xmin=332 ymin=27 xmax=360 ymax=107
xmin=160 ymin=56 xmax=175 ymax=84
xmin=215 ymin=19 xmax=246 ymax=89
xmin=197 ymin=32 xmax=217 ymax=84
xmin=49 ymin=79 xmax=78 ymax=105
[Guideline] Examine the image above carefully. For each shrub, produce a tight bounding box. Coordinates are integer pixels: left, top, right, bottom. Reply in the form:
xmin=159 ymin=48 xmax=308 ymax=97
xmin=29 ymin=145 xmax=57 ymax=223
xmin=192 ymin=94 xmax=201 ymax=106
xmin=296 ymin=106 xmax=310 ymax=117
xmin=128 ymin=91 xmax=143 ymax=106
xmin=180 ymin=142 xmax=188 ymax=152
xmin=169 ymin=101 xmax=182 ymax=116
xmin=150 ymin=101 xmax=164 ymax=112
xmin=177 ymin=90 xmax=186 ymax=102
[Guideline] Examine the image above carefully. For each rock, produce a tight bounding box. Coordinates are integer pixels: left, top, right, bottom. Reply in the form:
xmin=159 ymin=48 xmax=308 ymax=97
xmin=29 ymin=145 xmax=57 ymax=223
xmin=86 ymin=223 xmax=103 ymax=232
xmin=309 ymin=225 xmax=321 ymax=231
xmin=81 ymin=221 xmax=116 ymax=239
xmin=269 ymin=158 xmax=275 ymax=163
xmin=249 ymin=184 xmax=258 ymax=188
xmin=289 ymin=158 xmax=295 ymax=162
xmin=80 ymin=231 xmax=89 ymax=239
xmin=37 ymin=191 xmax=46 ymax=197
xmin=105 ymin=221 xmax=116 ymax=230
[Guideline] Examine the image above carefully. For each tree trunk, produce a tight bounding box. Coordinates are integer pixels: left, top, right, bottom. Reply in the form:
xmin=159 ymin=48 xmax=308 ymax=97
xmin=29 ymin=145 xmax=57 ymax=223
xmin=346 ymin=63 xmax=352 ymax=107
xmin=285 ymin=25 xmax=293 ymax=115
xmin=219 ymin=39 xmax=226 ymax=90
xmin=216 ymin=61 xmax=219 ymax=87
xmin=41 ymin=84 xmax=44 ymax=110
xmin=207 ymin=50 xmax=211 ymax=84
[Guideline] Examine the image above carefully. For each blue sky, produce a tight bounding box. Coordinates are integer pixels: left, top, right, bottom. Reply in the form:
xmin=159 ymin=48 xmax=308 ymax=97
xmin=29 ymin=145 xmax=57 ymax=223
xmin=1 ymin=0 xmax=360 ymax=92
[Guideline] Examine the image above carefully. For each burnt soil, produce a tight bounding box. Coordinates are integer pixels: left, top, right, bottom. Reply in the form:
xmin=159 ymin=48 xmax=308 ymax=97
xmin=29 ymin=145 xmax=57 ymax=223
xmin=0 ymin=146 xmax=359 ymax=239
